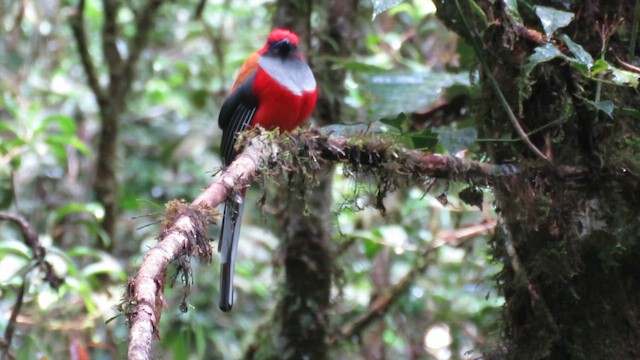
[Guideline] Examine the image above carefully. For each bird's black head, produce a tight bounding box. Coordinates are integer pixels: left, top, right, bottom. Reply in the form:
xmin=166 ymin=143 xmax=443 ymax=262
xmin=267 ymin=38 xmax=297 ymax=57
xmin=261 ymin=29 xmax=300 ymax=58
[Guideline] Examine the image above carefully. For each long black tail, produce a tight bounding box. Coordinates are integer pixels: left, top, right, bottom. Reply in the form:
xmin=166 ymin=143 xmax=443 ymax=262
xmin=219 ymin=199 xmax=245 ymax=312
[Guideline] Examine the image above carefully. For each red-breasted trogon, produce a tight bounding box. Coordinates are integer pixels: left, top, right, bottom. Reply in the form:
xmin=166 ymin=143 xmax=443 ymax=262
xmin=218 ymin=29 xmax=318 ymax=311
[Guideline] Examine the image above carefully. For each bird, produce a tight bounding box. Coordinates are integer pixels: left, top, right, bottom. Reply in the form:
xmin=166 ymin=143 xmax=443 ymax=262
xmin=217 ymin=28 xmax=318 ymax=311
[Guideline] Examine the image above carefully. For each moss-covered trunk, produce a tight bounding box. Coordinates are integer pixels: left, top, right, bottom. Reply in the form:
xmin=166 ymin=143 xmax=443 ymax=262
xmin=435 ymin=0 xmax=640 ymax=358
xmin=248 ymin=0 xmax=356 ymax=359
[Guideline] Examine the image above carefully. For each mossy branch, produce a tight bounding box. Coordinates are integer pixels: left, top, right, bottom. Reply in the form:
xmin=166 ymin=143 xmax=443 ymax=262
xmin=126 ymin=127 xmax=583 ymax=359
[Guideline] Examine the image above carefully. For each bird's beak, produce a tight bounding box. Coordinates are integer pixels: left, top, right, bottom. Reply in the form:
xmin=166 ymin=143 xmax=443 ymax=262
xmin=275 ymin=38 xmax=291 ymax=48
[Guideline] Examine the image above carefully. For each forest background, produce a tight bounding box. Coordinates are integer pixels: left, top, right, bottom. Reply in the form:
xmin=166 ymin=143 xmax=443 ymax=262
xmin=1 ymin=0 xmax=639 ymax=359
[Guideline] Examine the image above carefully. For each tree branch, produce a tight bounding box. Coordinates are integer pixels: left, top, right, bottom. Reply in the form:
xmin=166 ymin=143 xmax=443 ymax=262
xmin=0 ymin=213 xmax=64 ymax=359
xmin=329 ymin=219 xmax=497 ymax=343
xmin=69 ymin=0 xmax=105 ymax=104
xmin=92 ymin=0 xmax=166 ymax=249
xmin=0 ymin=213 xmax=64 ymax=288
xmin=121 ymin=0 xmax=163 ymax=95
xmin=125 ymin=128 xmax=582 ymax=358
xmin=102 ymin=0 xmax=123 ymax=84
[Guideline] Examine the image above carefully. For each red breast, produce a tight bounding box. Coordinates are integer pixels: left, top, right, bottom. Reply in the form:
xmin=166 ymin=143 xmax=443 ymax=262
xmin=251 ymin=60 xmax=317 ymax=131
xmin=230 ymin=29 xmax=317 ymax=131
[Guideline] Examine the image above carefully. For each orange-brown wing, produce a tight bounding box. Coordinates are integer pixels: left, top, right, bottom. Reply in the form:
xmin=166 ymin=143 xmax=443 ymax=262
xmin=230 ymin=52 xmax=260 ymax=93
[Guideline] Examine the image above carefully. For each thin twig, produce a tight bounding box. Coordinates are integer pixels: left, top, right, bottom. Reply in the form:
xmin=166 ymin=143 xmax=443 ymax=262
xmin=0 ymin=213 xmax=41 ymax=259
xmin=102 ymin=0 xmax=123 ymax=82
xmin=121 ymin=0 xmax=164 ymax=96
xmin=1 ymin=281 xmax=25 ymax=360
xmin=0 ymin=213 xmax=64 ymax=359
xmin=614 ymin=52 xmax=640 ymax=74
xmin=330 ymin=219 xmax=496 ymax=343
xmin=0 ymin=213 xmax=64 ymax=288
xmin=69 ymin=0 xmax=105 ymax=104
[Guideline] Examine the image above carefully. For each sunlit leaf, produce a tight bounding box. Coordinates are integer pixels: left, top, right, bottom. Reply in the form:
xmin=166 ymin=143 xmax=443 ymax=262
xmin=526 ymin=43 xmax=638 ymax=89
xmin=526 ymin=43 xmax=565 ymax=75
xmin=326 ymin=57 xmax=388 ymax=72
xmin=67 ymin=136 xmax=93 ymax=156
xmin=66 ymin=246 xmax=103 ymax=260
xmin=535 ymin=6 xmax=574 ymax=36
xmin=52 ymin=202 xmax=104 ymax=223
xmin=362 ymin=235 xmax=383 ymax=259
xmin=81 ymin=260 xmax=126 ymax=281
xmin=63 ymin=276 xmax=97 ymax=314
xmin=35 ymin=115 xmax=77 ymax=136
xmin=559 ymin=35 xmax=594 ymax=71
xmin=0 ymin=121 xmax=18 ymax=134
xmin=590 ymin=59 xmax=640 ymax=88
xmin=361 ymin=71 xmax=470 ymax=118
xmin=0 ymin=239 xmax=32 ymax=259
xmin=46 ymin=246 xmax=80 ymax=277
xmin=591 ymin=59 xmax=609 ymax=75
xmin=371 ymin=0 xmax=405 ymax=19
xmin=592 ymin=100 xmax=615 ymax=119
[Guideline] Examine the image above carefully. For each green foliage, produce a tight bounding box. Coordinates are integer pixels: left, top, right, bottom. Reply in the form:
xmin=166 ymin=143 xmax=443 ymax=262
xmin=526 ymin=9 xmax=639 ymax=89
xmin=535 ymin=6 xmax=574 ymax=36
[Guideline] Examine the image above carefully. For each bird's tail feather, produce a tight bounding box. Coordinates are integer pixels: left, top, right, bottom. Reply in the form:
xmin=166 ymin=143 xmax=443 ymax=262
xmin=219 ymin=199 xmax=244 ymax=312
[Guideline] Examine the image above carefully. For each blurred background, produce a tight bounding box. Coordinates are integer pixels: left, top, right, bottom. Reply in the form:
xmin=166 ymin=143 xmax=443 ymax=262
xmin=0 ymin=0 xmax=502 ymax=358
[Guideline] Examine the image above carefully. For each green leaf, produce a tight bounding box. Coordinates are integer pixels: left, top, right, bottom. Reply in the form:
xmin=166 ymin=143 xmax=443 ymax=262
xmin=362 ymin=234 xmax=383 ymax=259
xmin=535 ymin=6 xmax=574 ymax=36
xmin=409 ymin=128 xmax=438 ymax=150
xmin=362 ymin=72 xmax=470 ymax=118
xmin=0 ymin=121 xmax=18 ymax=134
xmin=527 ymin=47 xmax=639 ymax=88
xmin=35 ymin=115 xmax=77 ymax=136
xmin=525 ymin=42 xmax=565 ymax=75
xmin=0 ymin=239 xmax=32 ymax=259
xmin=67 ymin=136 xmax=92 ymax=156
xmin=593 ymin=100 xmax=615 ymax=119
xmin=81 ymin=260 xmax=126 ymax=281
xmin=66 ymin=246 xmax=103 ymax=260
xmin=588 ymin=59 xmax=640 ymax=88
xmin=436 ymin=127 xmax=477 ymax=154
xmin=325 ymin=57 xmax=388 ymax=72
xmin=559 ymin=34 xmax=594 ymax=72
xmin=379 ymin=112 xmax=409 ymax=132
xmin=0 ymin=167 xmax=13 ymax=209
xmin=504 ymin=0 xmax=522 ymax=22
xmin=371 ymin=0 xmax=405 ymax=19
xmin=591 ymin=59 xmax=610 ymax=75
xmin=189 ymin=89 xmax=209 ymax=109
xmin=620 ymin=107 xmax=640 ymax=120
xmin=52 ymin=202 xmax=104 ymax=223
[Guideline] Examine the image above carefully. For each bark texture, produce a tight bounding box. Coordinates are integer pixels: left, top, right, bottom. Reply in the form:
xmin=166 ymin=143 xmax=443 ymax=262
xmin=261 ymin=1 xmax=357 ymax=359
xmin=70 ymin=0 xmax=163 ymax=250
xmin=435 ymin=0 xmax=640 ymax=358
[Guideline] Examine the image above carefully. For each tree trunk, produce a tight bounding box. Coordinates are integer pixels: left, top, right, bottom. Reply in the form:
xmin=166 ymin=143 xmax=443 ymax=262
xmin=265 ymin=0 xmax=357 ymax=359
xmin=434 ymin=1 xmax=640 ymax=358
xmin=72 ymin=0 xmax=164 ymax=251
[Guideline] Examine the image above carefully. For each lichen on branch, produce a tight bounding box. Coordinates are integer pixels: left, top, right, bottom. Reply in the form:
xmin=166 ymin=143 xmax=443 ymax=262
xmin=126 ymin=127 xmax=526 ymax=359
